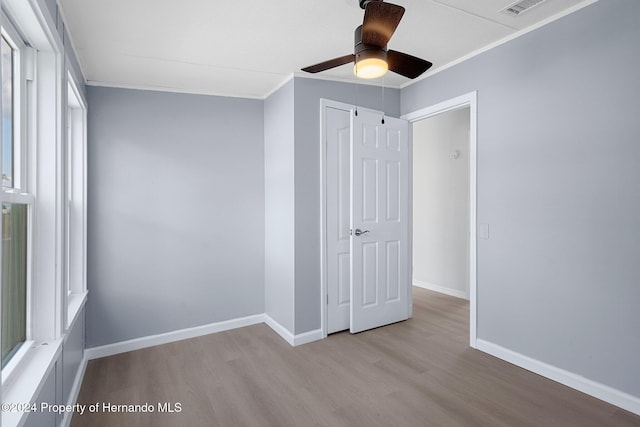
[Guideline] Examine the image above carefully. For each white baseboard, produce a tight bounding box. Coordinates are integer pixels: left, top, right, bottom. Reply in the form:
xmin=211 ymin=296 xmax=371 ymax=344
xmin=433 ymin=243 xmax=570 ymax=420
xmin=264 ymin=315 xmax=323 ymax=347
xmin=293 ymin=328 xmax=323 ymax=346
xmin=85 ymin=312 xmax=325 ymax=361
xmin=85 ymin=314 xmax=266 ymax=360
xmin=476 ymin=339 xmax=640 ymax=416
xmin=61 ymin=354 xmax=89 ymax=427
xmin=264 ymin=315 xmax=295 ymax=345
xmin=413 ymin=280 xmax=468 ymax=300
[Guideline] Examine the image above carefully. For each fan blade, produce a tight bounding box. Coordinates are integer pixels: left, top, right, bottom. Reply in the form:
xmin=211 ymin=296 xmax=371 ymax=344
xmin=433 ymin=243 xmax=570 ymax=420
xmin=387 ymin=50 xmax=433 ymax=79
xmin=301 ymin=54 xmax=355 ymax=73
xmin=362 ymin=2 xmax=405 ymax=47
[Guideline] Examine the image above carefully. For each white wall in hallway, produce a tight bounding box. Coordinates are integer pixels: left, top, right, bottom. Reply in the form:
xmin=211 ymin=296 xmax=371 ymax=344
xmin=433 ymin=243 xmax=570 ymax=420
xmin=413 ymin=107 xmax=470 ymax=299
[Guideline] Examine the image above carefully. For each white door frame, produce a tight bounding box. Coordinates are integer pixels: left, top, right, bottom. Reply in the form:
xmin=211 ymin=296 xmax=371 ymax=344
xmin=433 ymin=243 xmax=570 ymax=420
xmin=401 ymin=91 xmax=478 ymax=348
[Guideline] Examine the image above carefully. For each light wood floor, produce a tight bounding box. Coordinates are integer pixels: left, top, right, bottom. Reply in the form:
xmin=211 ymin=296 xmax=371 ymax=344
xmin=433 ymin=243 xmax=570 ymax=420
xmin=72 ymin=288 xmax=640 ymax=426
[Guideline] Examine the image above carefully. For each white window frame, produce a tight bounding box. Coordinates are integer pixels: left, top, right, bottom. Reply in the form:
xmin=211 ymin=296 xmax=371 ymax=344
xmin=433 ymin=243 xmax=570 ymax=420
xmin=0 ymin=9 xmax=36 ymax=384
xmin=65 ymin=70 xmax=87 ymax=329
xmin=1 ymin=0 xmax=72 ymax=424
xmin=1 ymin=15 xmax=28 ymax=194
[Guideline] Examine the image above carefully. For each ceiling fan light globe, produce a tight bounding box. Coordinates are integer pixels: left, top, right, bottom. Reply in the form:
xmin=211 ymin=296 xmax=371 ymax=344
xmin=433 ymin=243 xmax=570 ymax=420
xmin=354 ymin=58 xmax=388 ymax=79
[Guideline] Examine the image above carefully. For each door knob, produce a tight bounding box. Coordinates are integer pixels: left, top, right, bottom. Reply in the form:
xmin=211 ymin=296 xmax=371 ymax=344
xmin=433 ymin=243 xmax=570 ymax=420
xmin=354 ymin=228 xmax=369 ymax=236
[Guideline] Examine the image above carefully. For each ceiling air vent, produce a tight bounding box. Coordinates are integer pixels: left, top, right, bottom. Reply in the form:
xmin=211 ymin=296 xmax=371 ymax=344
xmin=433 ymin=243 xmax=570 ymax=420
xmin=501 ymin=0 xmax=548 ymax=16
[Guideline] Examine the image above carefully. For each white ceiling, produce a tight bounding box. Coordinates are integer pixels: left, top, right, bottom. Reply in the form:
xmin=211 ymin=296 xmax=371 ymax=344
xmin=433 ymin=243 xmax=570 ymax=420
xmin=59 ymin=0 xmax=596 ymax=99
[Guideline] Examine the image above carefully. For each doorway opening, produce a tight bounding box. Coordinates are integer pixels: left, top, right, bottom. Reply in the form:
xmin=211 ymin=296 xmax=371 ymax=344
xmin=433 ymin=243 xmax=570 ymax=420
xmin=403 ymin=92 xmax=477 ymax=347
xmin=413 ymin=107 xmax=470 ymax=299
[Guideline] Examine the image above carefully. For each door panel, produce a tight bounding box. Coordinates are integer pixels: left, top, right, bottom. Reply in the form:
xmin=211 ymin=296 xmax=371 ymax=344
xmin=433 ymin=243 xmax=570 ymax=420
xmin=337 ymin=253 xmax=350 ymax=306
xmin=351 ymin=110 xmax=409 ymax=333
xmin=386 ymin=128 xmax=401 ymax=152
xmin=326 ymin=107 xmax=351 ymax=334
xmin=386 ymin=240 xmax=400 ymax=301
xmin=386 ymin=160 xmax=400 ymax=221
xmin=362 ymin=158 xmax=378 ymax=222
xmin=362 ymin=242 xmax=378 ymax=307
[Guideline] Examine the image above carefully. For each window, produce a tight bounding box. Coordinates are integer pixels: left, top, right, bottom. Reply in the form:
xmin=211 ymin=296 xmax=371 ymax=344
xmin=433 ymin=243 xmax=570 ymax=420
xmin=1 ymin=23 xmax=32 ymax=370
xmin=2 ymin=36 xmax=14 ymax=189
xmin=0 ymin=3 xmax=88 ymax=424
xmin=65 ymin=73 xmax=87 ymax=326
xmin=1 ymin=203 xmax=27 ymax=368
xmin=66 ymin=106 xmax=72 ymax=297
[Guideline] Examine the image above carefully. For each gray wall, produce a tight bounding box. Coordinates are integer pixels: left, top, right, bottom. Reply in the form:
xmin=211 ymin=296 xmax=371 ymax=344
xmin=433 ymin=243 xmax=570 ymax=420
xmin=24 ymin=365 xmax=57 ymax=427
xmin=402 ymin=0 xmax=640 ymax=397
xmin=86 ymin=87 xmax=265 ymax=347
xmin=413 ymin=108 xmax=470 ymax=297
xmin=293 ymin=77 xmax=401 ymax=333
xmin=24 ymin=308 xmax=85 ymax=427
xmin=62 ymin=310 xmax=84 ymax=406
xmin=264 ymin=80 xmax=295 ymax=332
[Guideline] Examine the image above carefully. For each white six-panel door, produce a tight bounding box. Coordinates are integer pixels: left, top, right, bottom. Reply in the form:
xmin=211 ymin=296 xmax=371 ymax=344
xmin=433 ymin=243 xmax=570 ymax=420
xmin=350 ymin=109 xmax=410 ymax=333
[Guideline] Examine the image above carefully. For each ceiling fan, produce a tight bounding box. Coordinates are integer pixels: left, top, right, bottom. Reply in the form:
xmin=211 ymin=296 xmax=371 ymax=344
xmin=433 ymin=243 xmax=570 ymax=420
xmin=301 ymin=0 xmax=432 ymax=80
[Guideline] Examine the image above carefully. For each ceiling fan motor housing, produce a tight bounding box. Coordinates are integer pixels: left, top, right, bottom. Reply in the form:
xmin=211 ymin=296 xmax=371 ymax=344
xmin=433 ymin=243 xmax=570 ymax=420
xmin=359 ymin=0 xmax=383 ymax=9
xmin=354 ymin=24 xmax=387 ymax=62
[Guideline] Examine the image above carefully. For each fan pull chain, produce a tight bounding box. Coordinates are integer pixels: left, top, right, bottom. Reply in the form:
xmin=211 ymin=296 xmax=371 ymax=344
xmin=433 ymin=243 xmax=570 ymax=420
xmin=354 ymin=72 xmax=359 ymax=116
xmin=381 ymin=77 xmax=385 ymax=124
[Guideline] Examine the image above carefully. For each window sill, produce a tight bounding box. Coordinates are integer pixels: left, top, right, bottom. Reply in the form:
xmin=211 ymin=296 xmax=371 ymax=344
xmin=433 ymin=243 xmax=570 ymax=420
xmin=66 ymin=291 xmax=88 ymax=330
xmin=1 ymin=339 xmax=62 ymax=427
